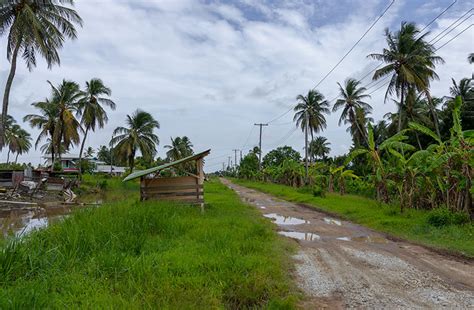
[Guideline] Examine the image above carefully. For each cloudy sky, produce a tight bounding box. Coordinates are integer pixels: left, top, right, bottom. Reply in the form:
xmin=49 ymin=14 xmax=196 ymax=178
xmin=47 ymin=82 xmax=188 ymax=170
xmin=0 ymin=0 xmax=472 ymax=171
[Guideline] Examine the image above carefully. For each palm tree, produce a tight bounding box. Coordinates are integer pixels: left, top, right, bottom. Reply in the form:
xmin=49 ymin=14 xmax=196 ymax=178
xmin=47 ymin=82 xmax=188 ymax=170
xmin=293 ymin=89 xmax=329 ymax=181
xmin=165 ymin=136 xmax=194 ymax=161
xmin=0 ymin=114 xmax=15 ymax=161
xmin=308 ymin=136 xmax=331 ymax=161
xmin=9 ymin=125 xmax=32 ymax=163
xmin=0 ymin=0 xmax=82 ymax=149
xmin=110 ymin=110 xmax=160 ymax=171
xmin=24 ymin=100 xmax=59 ymax=164
xmin=77 ymin=78 xmax=116 ymax=177
xmin=333 ymin=78 xmax=372 ymax=146
xmin=368 ymin=22 xmax=444 ymax=135
xmin=468 ymin=53 xmax=474 ymax=64
xmin=84 ymin=146 xmax=94 ymax=159
xmin=24 ymin=80 xmax=82 ymax=165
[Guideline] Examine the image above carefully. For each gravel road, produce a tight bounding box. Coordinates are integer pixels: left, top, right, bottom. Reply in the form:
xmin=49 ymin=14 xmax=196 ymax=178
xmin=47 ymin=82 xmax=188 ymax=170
xmin=221 ymin=179 xmax=474 ymax=309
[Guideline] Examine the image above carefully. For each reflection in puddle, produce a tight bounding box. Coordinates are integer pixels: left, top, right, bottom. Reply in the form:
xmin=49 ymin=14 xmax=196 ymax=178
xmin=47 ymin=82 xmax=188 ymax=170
xmin=260 ymin=206 xmax=266 ymax=209
xmin=324 ymin=218 xmax=342 ymax=226
xmin=279 ymin=231 xmax=320 ymax=241
xmin=337 ymin=237 xmax=351 ymax=241
xmin=336 ymin=236 xmax=388 ymax=243
xmin=264 ymin=213 xmax=308 ymax=225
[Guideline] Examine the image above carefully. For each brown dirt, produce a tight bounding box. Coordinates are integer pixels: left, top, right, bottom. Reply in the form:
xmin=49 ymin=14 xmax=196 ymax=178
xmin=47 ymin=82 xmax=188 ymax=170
xmin=221 ymin=178 xmax=474 ymax=309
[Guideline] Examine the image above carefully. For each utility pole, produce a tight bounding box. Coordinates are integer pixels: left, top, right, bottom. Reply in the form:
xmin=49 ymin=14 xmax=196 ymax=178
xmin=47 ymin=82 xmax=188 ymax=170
xmin=232 ymin=149 xmax=239 ymax=169
xmin=227 ymin=156 xmax=231 ymax=170
xmin=254 ymin=123 xmax=268 ymax=170
xmin=240 ymin=150 xmax=242 ymax=162
xmin=222 ymin=162 xmax=225 ymax=172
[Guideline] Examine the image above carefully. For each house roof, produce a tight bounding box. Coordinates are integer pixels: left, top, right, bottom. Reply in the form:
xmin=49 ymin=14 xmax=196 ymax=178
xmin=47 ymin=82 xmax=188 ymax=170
xmin=123 ymin=149 xmax=211 ymax=182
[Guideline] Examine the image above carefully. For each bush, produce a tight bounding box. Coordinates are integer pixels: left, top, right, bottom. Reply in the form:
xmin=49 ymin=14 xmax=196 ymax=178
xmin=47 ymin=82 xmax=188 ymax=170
xmin=427 ymin=207 xmax=470 ymax=227
xmin=312 ymin=185 xmax=326 ymax=198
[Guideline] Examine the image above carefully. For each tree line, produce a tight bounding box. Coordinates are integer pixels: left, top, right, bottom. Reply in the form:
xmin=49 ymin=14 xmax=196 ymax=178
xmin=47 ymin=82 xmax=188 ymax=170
xmin=235 ymin=22 xmax=473 ymax=217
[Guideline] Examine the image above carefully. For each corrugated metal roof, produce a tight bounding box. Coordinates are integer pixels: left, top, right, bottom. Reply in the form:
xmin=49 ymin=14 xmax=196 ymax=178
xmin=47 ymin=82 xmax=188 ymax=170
xmin=122 ymin=149 xmax=211 ymax=182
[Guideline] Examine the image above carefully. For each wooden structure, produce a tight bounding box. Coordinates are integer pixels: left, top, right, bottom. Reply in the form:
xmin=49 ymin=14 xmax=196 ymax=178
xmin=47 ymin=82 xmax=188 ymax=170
xmin=0 ymin=170 xmax=24 ymax=188
xmin=123 ymin=150 xmax=210 ymax=204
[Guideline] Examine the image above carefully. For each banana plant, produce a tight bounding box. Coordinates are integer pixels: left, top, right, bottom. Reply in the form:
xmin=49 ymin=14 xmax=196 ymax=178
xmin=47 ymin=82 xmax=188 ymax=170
xmin=347 ymin=124 xmax=415 ymax=203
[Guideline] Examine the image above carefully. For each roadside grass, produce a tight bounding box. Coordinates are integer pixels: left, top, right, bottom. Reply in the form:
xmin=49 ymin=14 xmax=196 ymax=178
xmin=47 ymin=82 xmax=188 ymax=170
xmin=0 ymin=178 xmax=297 ymax=308
xmin=231 ymin=178 xmax=474 ymax=258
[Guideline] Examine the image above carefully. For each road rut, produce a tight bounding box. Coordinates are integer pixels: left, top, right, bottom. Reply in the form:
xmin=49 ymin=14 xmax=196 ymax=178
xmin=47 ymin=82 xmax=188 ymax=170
xmin=221 ymin=179 xmax=474 ymax=309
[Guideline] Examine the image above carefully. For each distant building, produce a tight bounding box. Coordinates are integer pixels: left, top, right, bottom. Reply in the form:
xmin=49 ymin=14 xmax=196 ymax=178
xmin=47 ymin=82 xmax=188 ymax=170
xmin=42 ymin=154 xmax=127 ymax=175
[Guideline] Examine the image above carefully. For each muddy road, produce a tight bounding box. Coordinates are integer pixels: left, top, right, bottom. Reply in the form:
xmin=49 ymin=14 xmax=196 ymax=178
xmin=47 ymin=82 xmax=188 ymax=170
xmin=221 ymin=179 xmax=474 ymax=309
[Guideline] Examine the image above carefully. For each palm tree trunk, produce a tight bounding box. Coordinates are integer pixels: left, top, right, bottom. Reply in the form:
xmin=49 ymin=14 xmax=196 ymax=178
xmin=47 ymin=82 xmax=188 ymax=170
xmin=425 ymin=91 xmax=441 ymax=138
xmin=15 ymin=152 xmax=19 ymax=164
xmin=415 ymin=132 xmax=422 ymax=149
xmin=78 ymin=126 xmax=89 ymax=179
xmin=0 ymin=42 xmax=21 ymax=149
xmin=304 ymin=114 xmax=309 ymax=184
xmin=398 ymin=84 xmax=405 ymax=132
xmin=6 ymin=149 xmax=10 ymax=163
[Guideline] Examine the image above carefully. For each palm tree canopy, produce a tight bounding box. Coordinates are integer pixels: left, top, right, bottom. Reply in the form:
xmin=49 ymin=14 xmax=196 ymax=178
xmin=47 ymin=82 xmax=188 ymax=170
xmin=165 ymin=136 xmax=194 ymax=161
xmin=309 ymin=136 xmax=331 ymax=159
xmin=368 ymin=22 xmax=444 ymax=101
xmin=293 ymin=89 xmax=330 ymax=137
xmin=111 ymin=109 xmax=160 ymax=169
xmin=0 ymin=0 xmax=83 ymax=70
xmin=333 ymin=78 xmax=372 ymax=125
xmin=77 ymin=78 xmax=116 ymax=131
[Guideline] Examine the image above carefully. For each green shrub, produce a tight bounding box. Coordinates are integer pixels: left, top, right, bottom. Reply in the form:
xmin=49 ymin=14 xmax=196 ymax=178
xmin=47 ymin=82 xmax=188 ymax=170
xmin=312 ymin=185 xmax=326 ymax=198
xmin=427 ymin=208 xmax=470 ymax=227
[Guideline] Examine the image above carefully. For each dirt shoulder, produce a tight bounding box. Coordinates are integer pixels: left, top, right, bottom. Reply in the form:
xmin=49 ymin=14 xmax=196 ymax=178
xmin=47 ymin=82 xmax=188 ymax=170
xmin=222 ymin=178 xmax=474 ymax=309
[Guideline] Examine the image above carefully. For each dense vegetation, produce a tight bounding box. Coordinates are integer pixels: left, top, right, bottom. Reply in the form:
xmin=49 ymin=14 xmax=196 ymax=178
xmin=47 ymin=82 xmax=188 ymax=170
xmin=0 ymin=178 xmax=297 ymax=308
xmin=232 ymin=178 xmax=474 ymax=257
xmin=229 ymin=22 xmax=473 ymax=219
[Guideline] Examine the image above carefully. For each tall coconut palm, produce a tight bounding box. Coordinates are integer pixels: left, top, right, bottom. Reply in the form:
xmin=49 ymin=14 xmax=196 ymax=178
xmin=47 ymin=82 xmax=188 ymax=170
xmin=0 ymin=0 xmax=83 ymax=149
xmin=367 ymin=22 xmax=444 ymax=135
xmin=110 ymin=110 xmax=159 ymax=171
xmin=24 ymin=80 xmax=82 ymax=165
xmin=346 ymin=107 xmax=374 ymax=148
xmin=333 ymin=78 xmax=372 ymax=147
xmin=77 ymin=78 xmax=116 ymax=177
xmin=308 ymin=136 xmax=331 ymax=161
xmin=293 ymin=89 xmax=329 ymax=181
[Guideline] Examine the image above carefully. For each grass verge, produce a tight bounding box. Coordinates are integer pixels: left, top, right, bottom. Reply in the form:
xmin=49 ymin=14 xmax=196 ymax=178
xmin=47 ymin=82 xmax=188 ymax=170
xmin=0 ymin=178 xmax=297 ymax=308
xmin=231 ymin=178 xmax=474 ymax=258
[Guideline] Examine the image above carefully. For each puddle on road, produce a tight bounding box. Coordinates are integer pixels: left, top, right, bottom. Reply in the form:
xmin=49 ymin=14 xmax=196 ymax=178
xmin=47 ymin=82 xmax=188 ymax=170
xmin=264 ymin=213 xmax=308 ymax=225
xmin=336 ymin=235 xmax=388 ymax=243
xmin=324 ymin=218 xmax=342 ymax=226
xmin=279 ymin=231 xmax=321 ymax=241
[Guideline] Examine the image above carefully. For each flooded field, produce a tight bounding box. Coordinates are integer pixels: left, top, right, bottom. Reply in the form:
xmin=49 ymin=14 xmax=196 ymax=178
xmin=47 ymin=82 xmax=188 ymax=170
xmin=0 ymin=197 xmax=103 ymax=237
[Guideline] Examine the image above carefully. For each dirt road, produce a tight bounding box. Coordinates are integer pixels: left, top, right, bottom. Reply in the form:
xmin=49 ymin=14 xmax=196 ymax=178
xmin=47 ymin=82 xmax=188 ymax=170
xmin=221 ymin=179 xmax=474 ymax=309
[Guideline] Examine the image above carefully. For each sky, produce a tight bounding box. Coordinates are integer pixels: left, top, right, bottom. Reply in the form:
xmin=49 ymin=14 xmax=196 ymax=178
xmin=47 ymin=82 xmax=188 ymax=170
xmin=0 ymin=0 xmax=473 ymax=171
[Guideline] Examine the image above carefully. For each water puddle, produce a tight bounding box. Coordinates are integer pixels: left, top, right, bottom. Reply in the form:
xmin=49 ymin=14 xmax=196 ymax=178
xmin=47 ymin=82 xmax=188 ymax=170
xmin=336 ymin=235 xmax=388 ymax=243
xmin=279 ymin=231 xmax=321 ymax=241
xmin=259 ymin=206 xmax=266 ymax=209
xmin=324 ymin=218 xmax=342 ymax=226
xmin=264 ymin=213 xmax=308 ymax=225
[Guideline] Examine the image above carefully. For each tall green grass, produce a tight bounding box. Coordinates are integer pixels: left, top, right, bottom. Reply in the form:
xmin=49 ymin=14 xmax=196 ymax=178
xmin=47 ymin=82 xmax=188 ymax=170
xmin=0 ymin=178 xmax=297 ymax=308
xmin=232 ymin=178 xmax=474 ymax=258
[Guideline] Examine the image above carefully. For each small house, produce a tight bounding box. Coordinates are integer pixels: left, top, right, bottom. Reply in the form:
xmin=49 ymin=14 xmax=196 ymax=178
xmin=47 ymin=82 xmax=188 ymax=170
xmin=123 ymin=150 xmax=210 ymax=204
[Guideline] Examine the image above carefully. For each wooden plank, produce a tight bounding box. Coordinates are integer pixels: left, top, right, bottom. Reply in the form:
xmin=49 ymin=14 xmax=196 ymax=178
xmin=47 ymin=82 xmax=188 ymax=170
xmin=141 ymin=184 xmax=203 ymax=191
xmin=143 ymin=176 xmax=195 ymax=187
xmin=144 ymin=191 xmax=203 ymax=198
xmin=143 ymin=196 xmax=204 ymax=204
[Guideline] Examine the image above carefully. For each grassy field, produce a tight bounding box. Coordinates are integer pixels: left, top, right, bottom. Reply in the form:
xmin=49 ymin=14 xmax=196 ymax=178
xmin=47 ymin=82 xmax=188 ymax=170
xmin=0 ymin=178 xmax=297 ymax=308
xmin=232 ymin=178 xmax=474 ymax=258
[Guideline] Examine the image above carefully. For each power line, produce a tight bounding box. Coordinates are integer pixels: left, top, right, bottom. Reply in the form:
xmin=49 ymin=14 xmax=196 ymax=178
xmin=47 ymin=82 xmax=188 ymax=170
xmin=435 ymin=23 xmax=473 ymax=50
xmin=241 ymin=125 xmax=255 ymax=149
xmin=419 ymin=0 xmax=458 ymax=33
xmin=311 ymin=0 xmax=396 ymax=90
xmin=430 ymin=13 xmax=473 ymax=46
xmin=428 ymin=7 xmax=473 ymax=44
